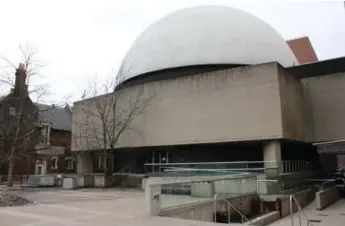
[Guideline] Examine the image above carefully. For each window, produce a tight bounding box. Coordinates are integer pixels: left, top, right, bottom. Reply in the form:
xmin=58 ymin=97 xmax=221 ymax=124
xmin=98 ymin=156 xmax=106 ymax=170
xmin=9 ymin=106 xmax=16 ymax=116
xmin=51 ymin=156 xmax=58 ymax=169
xmin=65 ymin=157 xmax=75 ymax=170
xmin=39 ymin=122 xmax=51 ymax=145
xmin=97 ymin=155 xmax=114 ymax=170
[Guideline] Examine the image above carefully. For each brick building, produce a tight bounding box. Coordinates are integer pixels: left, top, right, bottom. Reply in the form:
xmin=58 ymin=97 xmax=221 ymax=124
xmin=0 ymin=63 xmax=75 ymax=177
xmin=34 ymin=104 xmax=75 ymax=175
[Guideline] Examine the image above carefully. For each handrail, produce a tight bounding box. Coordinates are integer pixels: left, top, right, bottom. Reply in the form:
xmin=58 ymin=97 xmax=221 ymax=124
xmin=145 ymin=160 xmax=279 ymax=166
xmin=289 ymin=195 xmax=313 ymax=226
xmin=145 ymin=160 xmax=314 ymax=175
xmin=320 ymin=179 xmax=336 ymax=189
xmin=214 ymin=193 xmax=252 ymax=224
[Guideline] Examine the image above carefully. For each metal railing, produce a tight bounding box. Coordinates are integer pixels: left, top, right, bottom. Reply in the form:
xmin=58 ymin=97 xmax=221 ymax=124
xmin=282 ymin=161 xmax=313 ymax=175
xmin=0 ymin=175 xmax=29 ymax=184
xmin=153 ymin=174 xmax=257 ymax=212
xmin=213 ymin=193 xmax=252 ymax=224
xmin=320 ymin=179 xmax=336 ymax=189
xmin=160 ymin=174 xmax=257 ymax=197
xmin=144 ymin=160 xmax=314 ymax=177
xmin=289 ymin=195 xmax=313 ymax=226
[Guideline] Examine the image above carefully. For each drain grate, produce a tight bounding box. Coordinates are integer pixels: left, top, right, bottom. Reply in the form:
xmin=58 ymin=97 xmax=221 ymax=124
xmin=309 ymin=219 xmax=322 ymax=223
xmin=317 ymin=213 xmax=328 ymax=216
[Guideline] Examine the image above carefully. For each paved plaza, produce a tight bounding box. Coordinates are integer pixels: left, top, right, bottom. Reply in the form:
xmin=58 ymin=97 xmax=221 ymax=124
xmin=0 ymin=188 xmax=222 ymax=226
xmin=269 ymin=199 xmax=345 ymax=226
xmin=0 ymin=188 xmax=345 ymax=226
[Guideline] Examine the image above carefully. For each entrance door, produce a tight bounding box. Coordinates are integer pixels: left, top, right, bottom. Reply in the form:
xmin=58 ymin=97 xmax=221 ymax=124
xmin=35 ymin=161 xmax=47 ymax=175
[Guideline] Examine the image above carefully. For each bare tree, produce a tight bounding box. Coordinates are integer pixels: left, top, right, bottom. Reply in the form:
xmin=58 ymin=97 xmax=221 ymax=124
xmin=0 ymin=44 xmax=66 ymax=186
xmin=74 ymin=72 xmax=155 ymax=180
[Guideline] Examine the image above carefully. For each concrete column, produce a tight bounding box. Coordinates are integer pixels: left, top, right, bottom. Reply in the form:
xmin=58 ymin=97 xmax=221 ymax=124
xmin=145 ymin=183 xmax=161 ymax=216
xmin=77 ymin=152 xmax=93 ymax=173
xmin=263 ymin=141 xmax=282 ymax=177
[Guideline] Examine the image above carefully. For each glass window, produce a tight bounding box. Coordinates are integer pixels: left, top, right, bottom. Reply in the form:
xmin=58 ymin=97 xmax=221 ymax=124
xmin=51 ymin=157 xmax=58 ymax=169
xmin=39 ymin=123 xmax=51 ymax=144
xmin=9 ymin=106 xmax=16 ymax=116
xmin=65 ymin=157 xmax=75 ymax=170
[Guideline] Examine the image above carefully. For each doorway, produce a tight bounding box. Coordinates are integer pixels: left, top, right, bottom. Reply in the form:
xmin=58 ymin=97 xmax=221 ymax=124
xmin=35 ymin=161 xmax=47 ymax=175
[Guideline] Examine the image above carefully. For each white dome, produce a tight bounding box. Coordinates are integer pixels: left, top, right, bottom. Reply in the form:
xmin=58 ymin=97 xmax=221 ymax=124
xmin=119 ymin=6 xmax=298 ymax=82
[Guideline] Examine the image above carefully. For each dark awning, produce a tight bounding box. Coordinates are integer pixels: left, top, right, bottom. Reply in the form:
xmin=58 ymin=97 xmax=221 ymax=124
xmin=313 ymin=140 xmax=345 ymax=154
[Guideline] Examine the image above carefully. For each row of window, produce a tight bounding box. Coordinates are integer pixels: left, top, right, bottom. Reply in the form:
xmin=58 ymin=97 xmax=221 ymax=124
xmin=51 ymin=156 xmax=75 ymax=170
xmin=40 ymin=123 xmax=51 ymax=145
xmin=97 ymin=156 xmax=114 ymax=170
xmin=8 ymin=107 xmax=51 ymax=145
xmin=51 ymin=156 xmax=116 ymax=171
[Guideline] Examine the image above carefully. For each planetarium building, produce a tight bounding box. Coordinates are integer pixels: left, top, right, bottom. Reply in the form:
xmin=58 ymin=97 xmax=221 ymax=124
xmin=72 ymin=6 xmax=345 ymax=174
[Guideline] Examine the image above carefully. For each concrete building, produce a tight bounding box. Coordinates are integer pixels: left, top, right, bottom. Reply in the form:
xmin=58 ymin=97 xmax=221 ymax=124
xmin=71 ymin=6 xmax=345 ymax=174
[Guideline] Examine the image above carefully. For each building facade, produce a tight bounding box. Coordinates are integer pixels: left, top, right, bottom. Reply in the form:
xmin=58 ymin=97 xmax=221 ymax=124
xmin=34 ymin=104 xmax=75 ymax=175
xmin=0 ymin=64 xmax=75 ymax=177
xmin=71 ymin=6 xmax=345 ymax=174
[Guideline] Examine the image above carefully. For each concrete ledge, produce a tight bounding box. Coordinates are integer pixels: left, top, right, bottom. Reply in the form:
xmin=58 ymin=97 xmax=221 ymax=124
xmin=278 ymin=188 xmax=314 ymax=217
xmin=315 ymin=186 xmax=339 ymax=210
xmin=245 ymin=211 xmax=280 ymax=226
xmin=62 ymin=178 xmax=77 ymax=189
xmin=191 ymin=181 xmax=215 ymax=198
xmin=94 ymin=175 xmax=106 ymax=187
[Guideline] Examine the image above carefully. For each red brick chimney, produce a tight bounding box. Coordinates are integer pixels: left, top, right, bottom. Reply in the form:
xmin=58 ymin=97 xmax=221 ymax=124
xmin=14 ymin=63 xmax=28 ymax=97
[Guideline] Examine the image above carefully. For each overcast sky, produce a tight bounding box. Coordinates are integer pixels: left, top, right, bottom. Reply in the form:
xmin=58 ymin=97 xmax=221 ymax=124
xmin=0 ymin=0 xmax=345 ymax=103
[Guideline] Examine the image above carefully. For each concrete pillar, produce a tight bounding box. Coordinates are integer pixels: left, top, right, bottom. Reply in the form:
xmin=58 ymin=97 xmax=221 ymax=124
xmin=77 ymin=152 xmax=93 ymax=173
xmin=263 ymin=141 xmax=282 ymax=177
xmin=145 ymin=183 xmax=161 ymax=216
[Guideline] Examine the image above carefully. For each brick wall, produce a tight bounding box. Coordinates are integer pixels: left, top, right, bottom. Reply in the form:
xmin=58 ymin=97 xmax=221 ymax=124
xmin=287 ymin=37 xmax=318 ymax=64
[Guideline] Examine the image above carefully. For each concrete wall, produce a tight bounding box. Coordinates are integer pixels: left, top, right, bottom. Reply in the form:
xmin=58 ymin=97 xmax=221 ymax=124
xmin=159 ymin=193 xmax=257 ymax=222
xmin=315 ymin=186 xmax=339 ymax=210
xmin=278 ymin=189 xmax=314 ymax=218
xmin=245 ymin=211 xmax=280 ymax=226
xmin=72 ymin=62 xmax=345 ymax=149
xmin=160 ymin=201 xmax=214 ymax=222
xmin=76 ymin=152 xmax=93 ymax=173
xmin=145 ymin=175 xmax=257 ymax=197
xmin=277 ymin=66 xmax=306 ymax=141
xmin=72 ymin=63 xmax=283 ymax=151
xmin=302 ymin=72 xmax=345 ymax=142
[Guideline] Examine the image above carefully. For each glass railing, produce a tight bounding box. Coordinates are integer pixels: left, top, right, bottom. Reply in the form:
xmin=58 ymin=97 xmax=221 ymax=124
xmin=147 ymin=174 xmax=258 ymax=211
xmin=144 ymin=160 xmax=315 ymax=177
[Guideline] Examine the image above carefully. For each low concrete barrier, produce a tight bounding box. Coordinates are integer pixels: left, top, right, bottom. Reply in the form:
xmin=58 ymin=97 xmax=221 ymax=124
xmin=315 ymin=186 xmax=339 ymax=210
xmin=278 ymin=188 xmax=314 ymax=217
xmin=24 ymin=175 xmax=56 ymax=187
xmin=62 ymin=178 xmax=77 ymax=189
xmin=159 ymin=200 xmax=214 ymax=222
xmin=94 ymin=175 xmax=106 ymax=187
xmin=191 ymin=181 xmax=215 ymax=198
xmin=67 ymin=174 xmax=94 ymax=188
xmin=114 ymin=173 xmax=143 ymax=188
xmin=142 ymin=177 xmax=148 ymax=190
xmin=245 ymin=211 xmax=280 ymax=226
xmin=159 ymin=193 xmax=257 ymax=222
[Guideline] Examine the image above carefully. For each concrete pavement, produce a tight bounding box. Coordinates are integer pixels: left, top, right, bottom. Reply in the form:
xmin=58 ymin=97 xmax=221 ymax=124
xmin=0 ymin=189 xmax=226 ymax=226
xmin=2 ymin=188 xmax=345 ymax=226
xmin=269 ymin=199 xmax=345 ymax=226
